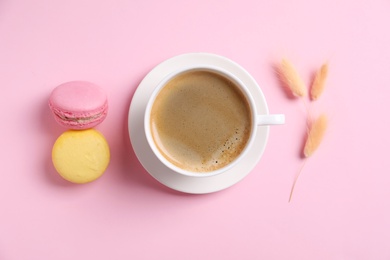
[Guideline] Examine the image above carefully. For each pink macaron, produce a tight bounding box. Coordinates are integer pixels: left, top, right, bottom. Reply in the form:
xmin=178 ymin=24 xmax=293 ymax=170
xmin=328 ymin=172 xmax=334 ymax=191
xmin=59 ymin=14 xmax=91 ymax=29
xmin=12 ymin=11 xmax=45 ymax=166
xmin=49 ymin=81 xmax=108 ymax=129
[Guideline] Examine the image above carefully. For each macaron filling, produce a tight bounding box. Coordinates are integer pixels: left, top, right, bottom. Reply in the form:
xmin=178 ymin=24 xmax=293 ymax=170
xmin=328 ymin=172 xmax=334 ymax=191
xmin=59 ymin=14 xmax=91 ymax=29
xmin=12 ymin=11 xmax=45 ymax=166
xmin=55 ymin=111 xmax=104 ymax=123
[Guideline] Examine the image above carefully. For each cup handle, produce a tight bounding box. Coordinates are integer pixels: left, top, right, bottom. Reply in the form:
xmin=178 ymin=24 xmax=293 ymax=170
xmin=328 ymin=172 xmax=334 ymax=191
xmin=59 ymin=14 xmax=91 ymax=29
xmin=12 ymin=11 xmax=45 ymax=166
xmin=256 ymin=114 xmax=285 ymax=125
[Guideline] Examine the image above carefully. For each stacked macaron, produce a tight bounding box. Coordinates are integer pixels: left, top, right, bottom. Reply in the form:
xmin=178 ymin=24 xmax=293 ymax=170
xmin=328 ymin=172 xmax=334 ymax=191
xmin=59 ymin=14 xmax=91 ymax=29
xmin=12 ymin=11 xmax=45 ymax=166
xmin=49 ymin=81 xmax=110 ymax=183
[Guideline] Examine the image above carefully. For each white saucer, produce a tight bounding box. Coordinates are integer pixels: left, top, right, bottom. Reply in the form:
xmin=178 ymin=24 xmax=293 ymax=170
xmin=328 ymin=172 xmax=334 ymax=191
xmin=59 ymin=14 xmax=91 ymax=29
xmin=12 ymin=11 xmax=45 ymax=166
xmin=128 ymin=53 xmax=270 ymax=194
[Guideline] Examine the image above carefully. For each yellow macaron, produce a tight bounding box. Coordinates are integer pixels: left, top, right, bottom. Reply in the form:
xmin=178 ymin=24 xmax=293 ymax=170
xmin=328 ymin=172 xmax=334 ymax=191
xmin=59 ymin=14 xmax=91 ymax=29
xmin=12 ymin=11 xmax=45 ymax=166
xmin=52 ymin=129 xmax=110 ymax=184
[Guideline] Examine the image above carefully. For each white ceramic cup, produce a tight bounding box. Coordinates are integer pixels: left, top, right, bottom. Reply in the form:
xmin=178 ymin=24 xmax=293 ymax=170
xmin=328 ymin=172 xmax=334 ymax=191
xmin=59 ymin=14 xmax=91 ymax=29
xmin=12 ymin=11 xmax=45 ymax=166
xmin=144 ymin=65 xmax=284 ymax=177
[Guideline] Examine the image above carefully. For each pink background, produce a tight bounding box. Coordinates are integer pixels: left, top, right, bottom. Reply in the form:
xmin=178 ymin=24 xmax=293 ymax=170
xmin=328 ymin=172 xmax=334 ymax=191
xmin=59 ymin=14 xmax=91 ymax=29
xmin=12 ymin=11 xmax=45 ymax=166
xmin=1 ymin=0 xmax=390 ymax=259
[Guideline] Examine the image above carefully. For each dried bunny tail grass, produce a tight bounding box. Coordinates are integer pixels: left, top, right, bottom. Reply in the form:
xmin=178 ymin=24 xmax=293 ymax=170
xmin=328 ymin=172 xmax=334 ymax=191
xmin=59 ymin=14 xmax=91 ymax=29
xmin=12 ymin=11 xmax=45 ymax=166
xmin=279 ymin=59 xmax=307 ymax=98
xmin=289 ymin=114 xmax=328 ymax=202
xmin=303 ymin=114 xmax=328 ymax=157
xmin=310 ymin=63 xmax=328 ymax=101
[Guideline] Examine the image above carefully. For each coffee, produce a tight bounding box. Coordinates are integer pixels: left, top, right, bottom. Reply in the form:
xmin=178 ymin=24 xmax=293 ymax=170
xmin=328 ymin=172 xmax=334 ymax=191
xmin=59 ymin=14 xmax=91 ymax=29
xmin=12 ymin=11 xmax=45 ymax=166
xmin=150 ymin=70 xmax=252 ymax=173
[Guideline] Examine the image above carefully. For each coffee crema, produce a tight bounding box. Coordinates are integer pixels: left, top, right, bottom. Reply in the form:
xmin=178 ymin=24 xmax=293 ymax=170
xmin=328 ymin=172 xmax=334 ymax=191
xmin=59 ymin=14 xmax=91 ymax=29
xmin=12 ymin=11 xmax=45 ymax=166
xmin=150 ymin=70 xmax=252 ymax=173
